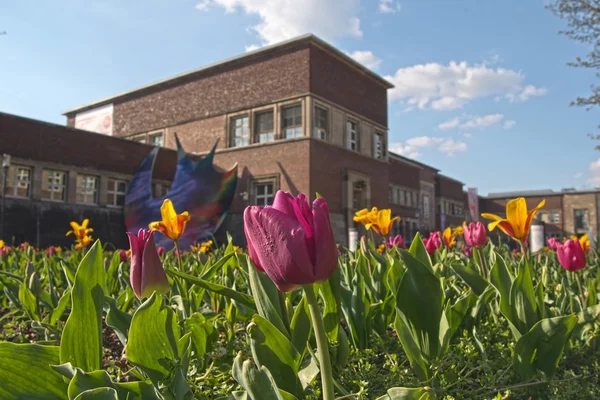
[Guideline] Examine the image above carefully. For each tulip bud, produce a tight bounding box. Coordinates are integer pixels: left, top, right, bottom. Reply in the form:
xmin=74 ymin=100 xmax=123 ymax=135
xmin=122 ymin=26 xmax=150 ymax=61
xmin=423 ymin=232 xmax=441 ymax=255
xmin=118 ymin=249 xmax=128 ymax=263
xmin=127 ymin=229 xmax=171 ymax=299
xmin=556 ymin=239 xmax=586 ymax=272
xmin=243 ymin=191 xmax=338 ymax=292
xmin=387 ymin=235 xmax=405 ymax=249
xmin=463 ymin=222 xmax=487 ymax=248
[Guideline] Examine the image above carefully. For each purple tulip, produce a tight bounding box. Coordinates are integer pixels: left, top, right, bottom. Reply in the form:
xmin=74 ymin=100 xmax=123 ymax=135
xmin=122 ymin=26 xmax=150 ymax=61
xmin=127 ymin=229 xmax=170 ymax=299
xmin=387 ymin=235 xmax=405 ymax=249
xmin=243 ymin=191 xmax=338 ymax=292
xmin=556 ymin=239 xmax=586 ymax=272
xmin=463 ymin=222 xmax=487 ymax=248
xmin=547 ymin=237 xmax=559 ymax=251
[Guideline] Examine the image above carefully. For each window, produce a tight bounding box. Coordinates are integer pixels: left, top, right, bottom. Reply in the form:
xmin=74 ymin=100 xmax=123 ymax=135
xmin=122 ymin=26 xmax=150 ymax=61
xmin=346 ymin=120 xmax=359 ymax=151
xmin=574 ymin=209 xmax=589 ymax=230
xmin=41 ymin=170 xmax=67 ymax=202
xmin=149 ymin=132 xmax=164 ymax=147
xmin=550 ymin=212 xmax=561 ymax=223
xmin=282 ymin=105 xmax=303 ymax=139
xmin=153 ymin=184 xmax=170 ymax=198
xmin=255 ymin=111 xmax=275 ymax=144
xmin=230 ymin=115 xmax=250 ymax=147
xmin=537 ymin=211 xmax=549 ymax=223
xmin=405 ymin=191 xmax=411 ymax=207
xmin=388 ymin=186 xmax=393 ymax=204
xmin=5 ymin=165 xmax=32 ymax=198
xmin=253 ymin=181 xmax=275 ymax=206
xmin=76 ymin=175 xmax=99 ymax=205
xmin=131 ymin=135 xmax=146 ymax=143
xmin=423 ymin=195 xmax=430 ymax=218
xmin=314 ymin=106 xmax=328 ymax=140
xmin=374 ymin=132 xmax=384 ymax=159
xmin=107 ymin=179 xmax=128 ymax=207
xmin=398 ymin=189 xmax=403 ymax=205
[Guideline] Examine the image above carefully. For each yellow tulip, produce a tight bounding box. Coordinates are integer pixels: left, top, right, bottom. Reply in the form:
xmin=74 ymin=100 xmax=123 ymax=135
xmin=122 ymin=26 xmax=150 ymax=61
xmin=149 ymin=199 xmax=191 ymax=241
xmin=481 ymin=197 xmax=545 ymax=241
xmin=66 ymin=219 xmax=93 ymax=239
xmin=578 ymin=234 xmax=590 ymax=252
xmin=353 ymin=207 xmax=379 ymax=224
xmin=74 ymin=234 xmax=93 ymax=250
xmin=0 ymin=240 xmax=4 ymax=249
xmin=365 ymin=209 xmax=400 ymax=236
xmin=443 ymin=227 xmax=457 ymax=248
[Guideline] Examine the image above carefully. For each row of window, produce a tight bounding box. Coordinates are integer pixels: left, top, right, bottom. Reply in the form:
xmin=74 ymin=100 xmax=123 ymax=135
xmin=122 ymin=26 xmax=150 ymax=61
xmin=130 ymin=131 xmax=165 ymax=146
xmin=537 ymin=211 xmax=561 ymax=224
xmin=388 ymin=185 xmax=419 ymax=207
xmin=440 ymin=199 xmax=464 ymax=217
xmin=4 ymin=165 xmax=128 ymax=206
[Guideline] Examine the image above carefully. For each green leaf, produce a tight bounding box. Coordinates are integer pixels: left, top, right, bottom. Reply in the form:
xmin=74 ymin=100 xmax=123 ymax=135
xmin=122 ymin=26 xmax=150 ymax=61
xmin=442 ymin=290 xmax=474 ymax=352
xmin=588 ymin=278 xmax=597 ymax=307
xmin=103 ymin=296 xmax=132 ymax=346
xmin=232 ymin=353 xmax=296 ymax=400
xmin=576 ymin=304 xmax=600 ymax=324
xmin=451 ymin=263 xmax=488 ymax=296
xmin=514 ymin=314 xmax=578 ymax=379
xmin=73 ymin=388 xmax=118 ymax=400
xmin=408 ymin=233 xmax=433 ymax=273
xmin=248 ymin=315 xmax=302 ymax=397
xmin=60 ymin=241 xmax=105 ymax=372
xmin=19 ymin=280 xmax=40 ymax=320
xmin=510 ymin=260 xmax=539 ymax=334
xmin=247 ymin=260 xmax=289 ymax=337
xmin=68 ymin=369 xmax=114 ymax=399
xmin=184 ymin=312 xmax=216 ymax=359
xmin=318 ymin=269 xmax=342 ymax=342
xmin=376 ymin=386 xmax=436 ymax=400
xmin=105 ymin=252 xmax=121 ymax=295
xmin=168 ymin=268 xmax=256 ymax=310
xmin=290 ymin=295 xmax=311 ymax=355
xmin=340 ymin=274 xmax=368 ymax=350
xmin=393 ymin=314 xmax=430 ymax=382
xmin=126 ymin=292 xmax=181 ymax=383
xmin=50 ymin=289 xmax=71 ymax=325
xmin=0 ymin=343 xmax=68 ymax=399
xmin=489 ymin=253 xmax=521 ymax=340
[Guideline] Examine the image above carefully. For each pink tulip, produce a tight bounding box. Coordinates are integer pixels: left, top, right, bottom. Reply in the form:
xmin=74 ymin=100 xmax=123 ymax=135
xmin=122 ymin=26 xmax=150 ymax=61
xmin=424 ymin=232 xmax=441 ymax=255
xmin=19 ymin=242 xmax=30 ymax=251
xmin=157 ymin=246 xmax=166 ymax=257
xmin=462 ymin=246 xmax=473 ymax=257
xmin=127 ymin=229 xmax=170 ymax=299
xmin=387 ymin=235 xmax=405 ymax=249
xmin=556 ymin=239 xmax=586 ymax=272
xmin=118 ymin=249 xmax=128 ymax=263
xmin=46 ymin=246 xmax=57 ymax=257
xmin=547 ymin=237 xmax=559 ymax=251
xmin=244 ymin=191 xmax=338 ymax=292
xmin=0 ymin=246 xmax=12 ymax=256
xmin=463 ymin=222 xmax=487 ymax=247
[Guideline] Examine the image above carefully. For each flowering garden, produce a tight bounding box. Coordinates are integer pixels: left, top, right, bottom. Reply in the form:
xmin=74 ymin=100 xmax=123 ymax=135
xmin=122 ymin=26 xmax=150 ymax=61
xmin=1 ymin=193 xmax=600 ymax=399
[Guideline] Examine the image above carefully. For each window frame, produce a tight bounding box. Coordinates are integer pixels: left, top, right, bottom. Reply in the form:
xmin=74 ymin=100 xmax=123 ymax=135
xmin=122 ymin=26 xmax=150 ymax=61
xmin=148 ymin=131 xmax=164 ymax=147
xmin=41 ymin=169 xmax=68 ymax=202
xmin=230 ymin=114 xmax=251 ymax=148
xmin=5 ymin=164 xmax=32 ymax=198
xmin=107 ymin=178 xmax=128 ymax=208
xmin=254 ymin=110 xmax=275 ymax=144
xmin=313 ymin=106 xmax=329 ymax=141
xmin=76 ymin=174 xmax=99 ymax=205
xmin=373 ymin=131 xmax=385 ymax=159
xmin=282 ymin=104 xmax=303 ymax=139
xmin=574 ymin=208 xmax=589 ymax=230
xmin=250 ymin=176 xmax=279 ymax=207
xmin=346 ymin=119 xmax=359 ymax=152
xmin=550 ymin=211 xmax=561 ymax=224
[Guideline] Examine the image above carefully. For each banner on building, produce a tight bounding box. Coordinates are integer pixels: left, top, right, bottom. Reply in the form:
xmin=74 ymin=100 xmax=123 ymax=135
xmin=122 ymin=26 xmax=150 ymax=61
xmin=467 ymin=187 xmax=479 ymax=222
xmin=74 ymin=103 xmax=114 ymax=135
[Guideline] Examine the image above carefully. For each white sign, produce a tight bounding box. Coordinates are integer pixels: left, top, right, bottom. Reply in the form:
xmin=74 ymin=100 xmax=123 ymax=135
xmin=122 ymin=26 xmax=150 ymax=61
xmin=530 ymin=225 xmax=545 ymax=253
xmin=348 ymin=228 xmax=358 ymax=252
xmin=74 ymin=103 xmax=114 ymax=135
xmin=467 ymin=188 xmax=478 ymax=222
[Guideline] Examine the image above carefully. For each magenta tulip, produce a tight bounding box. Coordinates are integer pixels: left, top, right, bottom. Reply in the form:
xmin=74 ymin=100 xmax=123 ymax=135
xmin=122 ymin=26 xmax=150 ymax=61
xmin=423 ymin=232 xmax=441 ymax=255
xmin=127 ymin=229 xmax=170 ymax=299
xmin=556 ymin=239 xmax=586 ymax=272
xmin=387 ymin=235 xmax=405 ymax=249
xmin=548 ymin=237 xmax=559 ymax=251
xmin=118 ymin=249 xmax=128 ymax=262
xmin=46 ymin=246 xmax=57 ymax=257
xmin=243 ymin=191 xmax=338 ymax=292
xmin=157 ymin=246 xmax=166 ymax=257
xmin=463 ymin=222 xmax=487 ymax=247
xmin=462 ymin=246 xmax=473 ymax=257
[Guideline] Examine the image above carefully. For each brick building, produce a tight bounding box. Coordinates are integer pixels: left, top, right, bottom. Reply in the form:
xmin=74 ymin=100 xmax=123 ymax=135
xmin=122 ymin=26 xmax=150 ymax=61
xmin=1 ymin=34 xmax=474 ymax=248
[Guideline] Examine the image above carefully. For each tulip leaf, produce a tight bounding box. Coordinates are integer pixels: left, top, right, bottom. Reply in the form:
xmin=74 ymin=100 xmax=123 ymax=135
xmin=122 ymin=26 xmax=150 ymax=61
xmin=489 ymin=253 xmax=522 ymax=340
xmin=510 ymin=260 xmax=539 ymax=334
xmin=441 ymin=290 xmax=475 ymax=354
xmin=184 ymin=312 xmax=217 ymax=359
xmin=60 ymin=240 xmax=105 ymax=372
xmin=105 ymin=252 xmax=122 ymax=296
xmin=248 ymin=315 xmax=303 ymax=397
xmin=393 ymin=314 xmax=430 ymax=382
xmin=103 ymin=296 xmax=132 ymax=346
xmin=247 ymin=260 xmax=289 ymax=338
xmin=50 ymin=289 xmax=71 ymax=325
xmin=394 ymin=249 xmax=444 ymax=381
xmin=231 ymin=352 xmax=298 ymax=400
xmin=450 ymin=263 xmax=488 ymax=296
xmin=588 ymin=278 xmax=597 ymax=307
xmin=576 ymin=303 xmax=600 ymax=324
xmin=318 ymin=269 xmax=342 ymax=342
xmin=376 ymin=386 xmax=437 ymax=400
xmin=126 ymin=292 xmax=181 ymax=383
xmin=72 ymin=388 xmax=118 ymax=400
xmin=168 ymin=268 xmax=256 ymax=310
xmin=68 ymin=369 xmax=114 ymax=399
xmin=340 ymin=274 xmax=368 ymax=350
xmin=199 ymin=252 xmax=235 ymax=281
xmin=0 ymin=343 xmax=68 ymax=399
xmin=513 ymin=314 xmax=578 ymax=379
xmin=408 ymin=233 xmax=433 ymax=273
xmin=18 ymin=280 xmax=40 ymax=320
xmin=290 ymin=295 xmax=311 ymax=355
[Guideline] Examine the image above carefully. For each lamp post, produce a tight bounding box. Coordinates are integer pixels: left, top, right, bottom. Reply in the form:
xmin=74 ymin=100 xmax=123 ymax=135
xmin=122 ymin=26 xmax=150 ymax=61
xmin=1 ymin=154 xmax=11 ymax=239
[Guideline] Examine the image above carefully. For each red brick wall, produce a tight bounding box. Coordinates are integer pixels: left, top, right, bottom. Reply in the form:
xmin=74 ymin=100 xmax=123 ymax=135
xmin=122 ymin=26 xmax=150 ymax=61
xmin=309 ymin=45 xmax=388 ymax=127
xmin=68 ymin=46 xmax=311 ymax=137
xmin=419 ymin=166 xmax=437 ymax=184
xmin=436 ymin=175 xmax=464 ymax=201
xmin=1 ymin=113 xmax=176 ymax=180
xmin=483 ymin=195 xmax=563 ymax=232
xmin=389 ymin=158 xmax=421 ymax=189
xmin=309 ymin=139 xmax=389 ymax=214
xmin=212 ymin=139 xmax=310 ymax=213
xmin=166 ymin=116 xmax=226 ymax=153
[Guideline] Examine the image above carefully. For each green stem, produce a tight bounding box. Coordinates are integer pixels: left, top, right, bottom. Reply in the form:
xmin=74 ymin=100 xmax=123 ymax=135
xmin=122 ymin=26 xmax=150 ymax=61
xmin=303 ymin=284 xmax=335 ymax=400
xmin=519 ymin=240 xmax=529 ymax=264
xmin=474 ymin=246 xmax=488 ymax=280
xmin=575 ymin=273 xmax=586 ymax=308
xmin=174 ymin=240 xmax=184 ymax=272
xmin=278 ymin=290 xmax=291 ymax=331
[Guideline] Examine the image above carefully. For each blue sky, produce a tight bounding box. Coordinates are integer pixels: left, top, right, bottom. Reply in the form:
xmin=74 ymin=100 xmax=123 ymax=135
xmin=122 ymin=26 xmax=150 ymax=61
xmin=1 ymin=0 xmax=598 ymax=195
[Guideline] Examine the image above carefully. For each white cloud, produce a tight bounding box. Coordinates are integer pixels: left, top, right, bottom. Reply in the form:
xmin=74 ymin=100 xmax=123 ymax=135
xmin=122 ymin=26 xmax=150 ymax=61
xmin=438 ymin=117 xmax=461 ymax=130
xmin=200 ymin=0 xmax=362 ymax=46
xmin=503 ymin=119 xmax=516 ymax=130
xmin=196 ymin=0 xmax=210 ymax=10
xmin=463 ymin=133 xmax=472 ymax=139
xmin=348 ymin=50 xmax=382 ymax=70
xmin=589 ymin=159 xmax=600 ymax=186
xmin=245 ymin=44 xmax=260 ymax=52
xmin=438 ymin=138 xmax=468 ymax=156
xmin=385 ymin=61 xmax=547 ymax=110
xmin=575 ymin=172 xmax=584 ymax=179
xmin=379 ymin=0 xmax=401 ymax=14
xmin=390 ymin=135 xmax=467 ymax=158
xmin=461 ymin=113 xmax=504 ymax=130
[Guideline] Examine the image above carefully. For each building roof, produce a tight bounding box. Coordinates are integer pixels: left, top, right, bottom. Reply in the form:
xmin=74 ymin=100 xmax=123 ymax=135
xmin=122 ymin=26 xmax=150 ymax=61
xmin=63 ymin=34 xmax=395 ymax=116
xmin=388 ymin=151 xmax=439 ymax=172
xmin=486 ymin=188 xmax=600 ymax=199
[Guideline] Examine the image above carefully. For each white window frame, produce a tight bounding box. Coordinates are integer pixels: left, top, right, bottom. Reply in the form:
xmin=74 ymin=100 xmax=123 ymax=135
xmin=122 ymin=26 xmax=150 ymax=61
xmin=255 ymin=110 xmax=275 ymax=144
xmin=6 ymin=165 xmax=32 ymax=198
xmin=314 ymin=106 xmax=329 ymax=140
xmin=149 ymin=131 xmax=164 ymax=147
xmin=550 ymin=211 xmax=561 ymax=223
xmin=346 ymin=120 xmax=359 ymax=151
xmin=251 ymin=177 xmax=278 ymax=206
xmin=373 ymin=132 xmax=384 ymax=159
xmin=107 ymin=178 xmax=128 ymax=207
xmin=76 ymin=174 xmax=99 ymax=205
xmin=42 ymin=170 xmax=67 ymax=202
xmin=230 ymin=115 xmax=250 ymax=147
xmin=282 ymin=104 xmax=303 ymax=139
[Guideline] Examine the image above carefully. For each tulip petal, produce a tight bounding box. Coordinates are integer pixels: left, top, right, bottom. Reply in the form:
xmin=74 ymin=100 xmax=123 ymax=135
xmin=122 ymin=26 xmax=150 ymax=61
xmin=127 ymin=232 xmax=143 ymax=298
xmin=506 ymin=198 xmax=529 ymax=239
xmin=271 ymin=190 xmax=296 ymax=217
xmin=311 ymin=197 xmax=338 ymax=282
xmin=524 ymin=199 xmax=546 ymax=239
xmin=243 ymin=206 xmax=315 ymax=292
xmin=140 ymin=231 xmax=171 ymax=298
xmin=243 ymin=207 xmax=265 ymax=273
